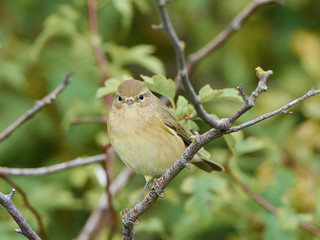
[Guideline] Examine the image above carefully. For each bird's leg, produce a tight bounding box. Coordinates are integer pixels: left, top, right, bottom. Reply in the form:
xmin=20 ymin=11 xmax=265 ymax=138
xmin=136 ymin=181 xmax=150 ymax=205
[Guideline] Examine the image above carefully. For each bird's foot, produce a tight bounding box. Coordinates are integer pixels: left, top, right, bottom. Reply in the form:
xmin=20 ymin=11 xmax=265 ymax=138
xmin=151 ymin=178 xmax=165 ymax=198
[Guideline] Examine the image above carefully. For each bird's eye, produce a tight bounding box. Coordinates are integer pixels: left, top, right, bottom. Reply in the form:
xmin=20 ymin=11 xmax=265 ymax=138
xmin=118 ymin=95 xmax=122 ymax=102
xmin=139 ymin=93 xmax=144 ymax=101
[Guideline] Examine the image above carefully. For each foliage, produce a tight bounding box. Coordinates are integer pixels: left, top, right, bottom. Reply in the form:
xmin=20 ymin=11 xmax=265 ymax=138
xmin=0 ymin=0 xmax=320 ymax=239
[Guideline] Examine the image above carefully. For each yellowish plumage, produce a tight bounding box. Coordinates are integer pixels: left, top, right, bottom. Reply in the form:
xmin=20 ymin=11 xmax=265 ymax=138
xmin=107 ymin=79 xmax=223 ymax=182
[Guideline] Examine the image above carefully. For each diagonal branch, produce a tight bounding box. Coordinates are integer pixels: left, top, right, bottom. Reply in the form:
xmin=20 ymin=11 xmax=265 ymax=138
xmin=0 ymin=71 xmax=74 ymax=143
xmin=0 ymin=189 xmax=41 ymax=240
xmin=0 ymin=154 xmax=106 ymax=176
xmin=0 ymin=176 xmax=49 ymax=240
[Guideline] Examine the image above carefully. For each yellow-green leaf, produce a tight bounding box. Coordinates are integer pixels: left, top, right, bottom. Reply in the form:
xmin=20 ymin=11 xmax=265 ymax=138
xmin=140 ymin=74 xmax=175 ymax=107
xmin=198 ymin=84 xmax=243 ymax=103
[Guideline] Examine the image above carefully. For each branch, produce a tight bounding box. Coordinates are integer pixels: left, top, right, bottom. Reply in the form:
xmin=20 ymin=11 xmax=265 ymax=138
xmin=225 ymin=165 xmax=320 ymax=236
xmin=0 ymin=154 xmax=106 ymax=176
xmin=227 ymin=87 xmax=320 ymax=134
xmin=156 ymin=0 xmax=230 ymax=130
xmin=0 ymin=189 xmax=41 ymax=240
xmin=77 ymin=168 xmax=133 ymax=240
xmin=188 ymin=0 xmax=284 ymax=69
xmin=0 ymin=176 xmax=48 ymax=239
xmin=0 ymin=71 xmax=74 ymax=143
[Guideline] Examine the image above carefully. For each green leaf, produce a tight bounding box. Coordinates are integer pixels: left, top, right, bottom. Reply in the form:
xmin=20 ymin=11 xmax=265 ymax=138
xmin=174 ymin=95 xmax=196 ymax=119
xmin=140 ymin=74 xmax=175 ymax=107
xmin=198 ymin=84 xmax=243 ymax=103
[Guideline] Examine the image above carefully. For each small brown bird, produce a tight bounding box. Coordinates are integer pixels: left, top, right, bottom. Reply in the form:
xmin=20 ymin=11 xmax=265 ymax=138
xmin=107 ymin=80 xmax=224 ymax=199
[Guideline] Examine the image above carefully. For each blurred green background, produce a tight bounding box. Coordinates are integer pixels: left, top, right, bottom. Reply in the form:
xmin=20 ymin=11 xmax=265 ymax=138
xmin=0 ymin=0 xmax=320 ymax=239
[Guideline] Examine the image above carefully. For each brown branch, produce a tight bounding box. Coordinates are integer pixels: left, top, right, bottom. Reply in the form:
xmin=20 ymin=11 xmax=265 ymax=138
xmin=0 ymin=176 xmax=48 ymax=240
xmin=157 ymin=0 xmax=231 ymax=129
xmin=0 ymin=154 xmax=106 ymax=176
xmin=0 ymin=71 xmax=74 ymax=143
xmin=225 ymin=165 xmax=320 ymax=236
xmin=0 ymin=189 xmax=41 ymax=240
xmin=77 ymin=168 xmax=133 ymax=240
xmin=70 ymin=117 xmax=107 ymax=125
xmin=188 ymin=0 xmax=284 ymax=70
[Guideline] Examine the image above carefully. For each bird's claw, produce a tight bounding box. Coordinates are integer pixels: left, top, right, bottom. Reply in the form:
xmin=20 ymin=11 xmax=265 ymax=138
xmin=151 ymin=178 xmax=165 ymax=198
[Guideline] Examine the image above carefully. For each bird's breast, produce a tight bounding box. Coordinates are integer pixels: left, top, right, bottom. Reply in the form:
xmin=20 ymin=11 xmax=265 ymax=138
xmin=108 ymin=105 xmax=185 ymax=179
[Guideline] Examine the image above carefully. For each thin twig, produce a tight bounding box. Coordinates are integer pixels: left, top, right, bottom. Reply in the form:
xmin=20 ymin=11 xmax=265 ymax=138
xmin=157 ymin=0 xmax=230 ymax=130
xmin=225 ymin=165 xmax=320 ymax=236
xmin=188 ymin=0 xmax=284 ymax=70
xmin=0 ymin=72 xmax=74 ymax=143
xmin=0 ymin=154 xmax=106 ymax=176
xmin=227 ymin=67 xmax=273 ymax=124
xmin=226 ymin=88 xmax=320 ymax=134
xmin=0 ymin=189 xmax=41 ymax=240
xmin=0 ymin=176 xmax=48 ymax=240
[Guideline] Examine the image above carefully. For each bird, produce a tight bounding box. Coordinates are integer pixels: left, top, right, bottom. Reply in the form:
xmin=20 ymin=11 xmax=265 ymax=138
xmin=107 ymin=79 xmax=224 ymax=202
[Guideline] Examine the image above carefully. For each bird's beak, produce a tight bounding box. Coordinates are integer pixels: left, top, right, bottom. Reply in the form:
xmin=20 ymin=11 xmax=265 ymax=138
xmin=125 ymin=97 xmax=134 ymax=105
